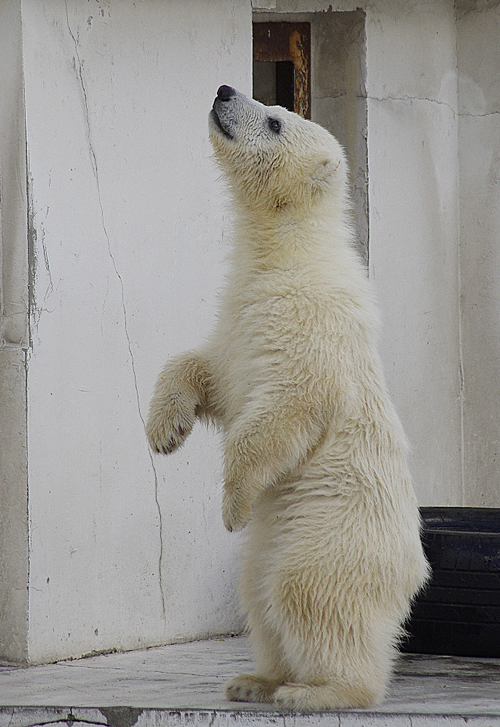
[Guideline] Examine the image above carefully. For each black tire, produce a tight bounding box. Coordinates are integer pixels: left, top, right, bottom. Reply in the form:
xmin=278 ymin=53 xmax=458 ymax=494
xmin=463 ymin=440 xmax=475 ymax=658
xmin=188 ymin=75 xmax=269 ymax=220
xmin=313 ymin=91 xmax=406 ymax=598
xmin=402 ymin=507 xmax=500 ymax=657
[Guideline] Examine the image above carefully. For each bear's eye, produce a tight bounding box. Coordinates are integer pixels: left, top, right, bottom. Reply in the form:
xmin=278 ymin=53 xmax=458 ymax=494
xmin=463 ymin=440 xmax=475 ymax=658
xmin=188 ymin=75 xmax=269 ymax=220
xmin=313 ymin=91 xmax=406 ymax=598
xmin=268 ymin=117 xmax=282 ymax=134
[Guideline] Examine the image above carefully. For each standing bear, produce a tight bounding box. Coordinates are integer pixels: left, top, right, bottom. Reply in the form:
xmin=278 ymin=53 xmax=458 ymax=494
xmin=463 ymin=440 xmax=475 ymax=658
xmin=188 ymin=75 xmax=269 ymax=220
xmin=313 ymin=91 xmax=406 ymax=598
xmin=146 ymin=85 xmax=429 ymax=710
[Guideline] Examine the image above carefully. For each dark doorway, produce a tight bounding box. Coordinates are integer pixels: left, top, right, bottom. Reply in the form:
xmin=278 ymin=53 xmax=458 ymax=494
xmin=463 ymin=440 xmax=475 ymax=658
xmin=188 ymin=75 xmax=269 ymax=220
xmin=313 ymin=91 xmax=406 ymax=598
xmin=253 ymin=22 xmax=311 ymax=119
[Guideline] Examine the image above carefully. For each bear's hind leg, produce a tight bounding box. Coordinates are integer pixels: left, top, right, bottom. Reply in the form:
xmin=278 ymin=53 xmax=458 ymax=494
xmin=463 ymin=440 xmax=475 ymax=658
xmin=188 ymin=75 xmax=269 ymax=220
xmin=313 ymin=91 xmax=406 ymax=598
xmin=226 ymin=614 xmax=289 ymax=704
xmin=270 ymin=568 xmax=396 ymax=709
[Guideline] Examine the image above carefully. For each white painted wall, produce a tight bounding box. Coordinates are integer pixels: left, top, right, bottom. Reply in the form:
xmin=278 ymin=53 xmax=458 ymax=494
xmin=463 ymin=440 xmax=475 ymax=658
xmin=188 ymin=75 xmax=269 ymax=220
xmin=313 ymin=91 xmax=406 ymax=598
xmin=2 ymin=0 xmax=500 ymax=664
xmin=0 ymin=0 xmax=29 ymax=665
xmin=364 ymin=0 xmax=463 ymax=505
xmin=457 ymin=2 xmax=500 ymax=507
xmin=2 ymin=0 xmax=251 ymax=664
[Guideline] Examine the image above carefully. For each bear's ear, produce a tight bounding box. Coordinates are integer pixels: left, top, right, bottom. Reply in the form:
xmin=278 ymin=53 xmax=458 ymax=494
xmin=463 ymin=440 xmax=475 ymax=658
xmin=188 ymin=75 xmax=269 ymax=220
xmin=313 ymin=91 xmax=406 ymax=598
xmin=311 ymin=157 xmax=339 ymax=182
xmin=310 ymin=158 xmax=340 ymax=190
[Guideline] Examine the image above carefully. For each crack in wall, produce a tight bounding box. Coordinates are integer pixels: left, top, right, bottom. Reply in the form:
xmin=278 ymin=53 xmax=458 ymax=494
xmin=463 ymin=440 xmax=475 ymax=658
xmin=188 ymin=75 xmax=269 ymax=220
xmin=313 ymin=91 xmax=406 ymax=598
xmin=27 ymin=171 xmax=38 ymax=341
xmin=29 ymin=203 xmax=55 ymax=328
xmin=39 ymin=214 xmax=54 ymax=302
xmin=368 ymin=92 xmax=500 ymax=118
xmin=367 ymin=93 xmax=458 ymax=115
xmin=64 ymin=2 xmax=166 ymax=620
xmin=26 ymin=179 xmax=57 ymax=337
xmin=460 ymin=109 xmax=500 ymax=117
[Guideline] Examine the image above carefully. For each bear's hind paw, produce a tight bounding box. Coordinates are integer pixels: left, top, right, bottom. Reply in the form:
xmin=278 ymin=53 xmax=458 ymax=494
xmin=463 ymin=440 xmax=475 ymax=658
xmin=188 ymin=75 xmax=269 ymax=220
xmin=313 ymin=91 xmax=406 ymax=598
xmin=226 ymin=674 xmax=279 ymax=704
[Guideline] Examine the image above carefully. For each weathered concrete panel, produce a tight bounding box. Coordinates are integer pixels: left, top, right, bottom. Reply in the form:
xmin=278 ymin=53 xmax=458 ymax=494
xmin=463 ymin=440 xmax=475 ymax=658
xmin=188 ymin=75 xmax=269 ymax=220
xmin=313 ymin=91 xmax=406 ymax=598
xmin=21 ymin=0 xmax=250 ymax=663
xmin=0 ymin=348 xmax=28 ymax=663
xmin=458 ymin=3 xmax=500 ymax=507
xmin=366 ymin=0 xmax=462 ymax=505
xmin=0 ymin=0 xmax=28 ymax=348
xmin=0 ymin=0 xmax=29 ymax=664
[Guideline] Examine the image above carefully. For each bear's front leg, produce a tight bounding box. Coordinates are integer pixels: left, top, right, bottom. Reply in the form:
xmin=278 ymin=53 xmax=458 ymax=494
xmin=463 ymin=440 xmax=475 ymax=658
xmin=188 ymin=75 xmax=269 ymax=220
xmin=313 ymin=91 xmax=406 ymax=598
xmin=223 ymin=468 xmax=255 ymax=533
xmin=222 ymin=400 xmax=324 ymax=531
xmin=146 ymin=351 xmax=217 ymax=454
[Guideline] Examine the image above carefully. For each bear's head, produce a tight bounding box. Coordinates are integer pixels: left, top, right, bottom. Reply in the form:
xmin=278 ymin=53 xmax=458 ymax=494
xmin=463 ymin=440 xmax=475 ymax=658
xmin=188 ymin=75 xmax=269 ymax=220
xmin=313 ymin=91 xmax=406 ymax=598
xmin=209 ymin=85 xmax=348 ymax=216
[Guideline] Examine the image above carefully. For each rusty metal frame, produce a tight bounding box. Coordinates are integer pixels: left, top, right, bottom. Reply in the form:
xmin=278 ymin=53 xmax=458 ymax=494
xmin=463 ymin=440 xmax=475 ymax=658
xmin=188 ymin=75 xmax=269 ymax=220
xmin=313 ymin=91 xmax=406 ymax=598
xmin=253 ymin=22 xmax=311 ymax=119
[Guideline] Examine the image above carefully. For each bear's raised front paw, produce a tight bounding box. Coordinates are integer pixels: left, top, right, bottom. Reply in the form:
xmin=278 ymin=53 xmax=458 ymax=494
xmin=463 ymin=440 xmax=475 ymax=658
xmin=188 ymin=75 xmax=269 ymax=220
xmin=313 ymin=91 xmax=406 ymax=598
xmin=146 ymin=392 xmax=195 ymax=455
xmin=226 ymin=674 xmax=277 ymax=704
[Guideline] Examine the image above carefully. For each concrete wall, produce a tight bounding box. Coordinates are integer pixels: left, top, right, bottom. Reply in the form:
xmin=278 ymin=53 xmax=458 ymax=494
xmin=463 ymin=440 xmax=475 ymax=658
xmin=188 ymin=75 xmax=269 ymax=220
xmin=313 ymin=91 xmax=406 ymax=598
xmin=457 ymin=1 xmax=500 ymax=507
xmin=2 ymin=0 xmax=251 ymax=664
xmin=364 ymin=0 xmax=463 ymax=505
xmin=1 ymin=0 xmax=499 ymax=664
xmin=0 ymin=0 xmax=29 ymax=664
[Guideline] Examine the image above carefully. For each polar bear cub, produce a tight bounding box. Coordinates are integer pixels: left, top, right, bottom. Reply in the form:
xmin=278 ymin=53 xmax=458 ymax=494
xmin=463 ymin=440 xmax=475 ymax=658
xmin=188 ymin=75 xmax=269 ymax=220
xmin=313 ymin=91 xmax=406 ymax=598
xmin=146 ymin=85 xmax=429 ymax=710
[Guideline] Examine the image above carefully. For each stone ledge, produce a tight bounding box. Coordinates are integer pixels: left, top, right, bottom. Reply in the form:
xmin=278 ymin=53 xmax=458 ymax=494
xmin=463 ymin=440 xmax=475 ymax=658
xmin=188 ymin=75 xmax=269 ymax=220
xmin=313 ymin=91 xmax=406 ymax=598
xmin=0 ymin=637 xmax=499 ymax=726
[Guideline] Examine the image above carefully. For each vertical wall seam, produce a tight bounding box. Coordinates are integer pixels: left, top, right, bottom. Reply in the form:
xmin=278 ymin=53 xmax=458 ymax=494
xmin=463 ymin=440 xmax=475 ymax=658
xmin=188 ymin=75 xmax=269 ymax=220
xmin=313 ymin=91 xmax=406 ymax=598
xmin=454 ymin=1 xmax=466 ymax=507
xmin=23 ymin=348 xmax=30 ymax=663
xmin=21 ymin=0 xmax=31 ymax=662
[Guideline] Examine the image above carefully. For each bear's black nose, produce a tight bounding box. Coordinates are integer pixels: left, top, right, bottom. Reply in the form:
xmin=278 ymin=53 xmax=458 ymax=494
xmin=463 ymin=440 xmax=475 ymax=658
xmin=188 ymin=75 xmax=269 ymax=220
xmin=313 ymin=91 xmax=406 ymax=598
xmin=217 ymin=85 xmax=236 ymax=101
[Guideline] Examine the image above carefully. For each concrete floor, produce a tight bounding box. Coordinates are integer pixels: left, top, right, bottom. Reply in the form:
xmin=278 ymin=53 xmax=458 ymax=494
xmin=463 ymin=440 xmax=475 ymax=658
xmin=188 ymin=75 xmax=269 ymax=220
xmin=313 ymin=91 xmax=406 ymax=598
xmin=0 ymin=636 xmax=499 ymax=727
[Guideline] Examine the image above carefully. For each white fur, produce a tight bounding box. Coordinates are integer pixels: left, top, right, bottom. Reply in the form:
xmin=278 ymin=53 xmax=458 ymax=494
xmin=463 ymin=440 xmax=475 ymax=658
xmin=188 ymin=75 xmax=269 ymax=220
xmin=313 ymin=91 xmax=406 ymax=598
xmin=146 ymin=87 xmax=429 ymax=710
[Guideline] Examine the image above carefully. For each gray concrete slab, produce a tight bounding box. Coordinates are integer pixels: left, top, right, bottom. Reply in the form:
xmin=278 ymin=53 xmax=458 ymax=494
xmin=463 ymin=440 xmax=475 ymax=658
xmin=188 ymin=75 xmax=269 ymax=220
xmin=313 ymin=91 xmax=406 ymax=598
xmin=0 ymin=637 xmax=499 ymax=727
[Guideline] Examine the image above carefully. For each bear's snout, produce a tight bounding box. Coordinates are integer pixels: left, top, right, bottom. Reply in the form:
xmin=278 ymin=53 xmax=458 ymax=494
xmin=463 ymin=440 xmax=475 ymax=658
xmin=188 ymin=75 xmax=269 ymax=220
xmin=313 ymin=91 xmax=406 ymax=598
xmin=216 ymin=85 xmax=237 ymax=102
xmin=210 ymin=86 xmax=240 ymax=141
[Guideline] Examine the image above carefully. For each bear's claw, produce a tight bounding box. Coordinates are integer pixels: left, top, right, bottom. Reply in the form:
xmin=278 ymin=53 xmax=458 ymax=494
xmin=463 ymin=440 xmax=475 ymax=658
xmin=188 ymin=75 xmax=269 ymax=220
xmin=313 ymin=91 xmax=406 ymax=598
xmin=146 ymin=393 xmax=195 ymax=455
xmin=222 ymin=487 xmax=251 ymax=532
xmin=226 ymin=674 xmax=278 ymax=703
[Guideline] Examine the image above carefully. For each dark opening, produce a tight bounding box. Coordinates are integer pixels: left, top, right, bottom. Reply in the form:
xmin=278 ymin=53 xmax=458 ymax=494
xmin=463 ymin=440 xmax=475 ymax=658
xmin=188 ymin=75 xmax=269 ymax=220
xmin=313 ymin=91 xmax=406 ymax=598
xmin=275 ymin=61 xmax=294 ymax=111
xmin=253 ymin=22 xmax=311 ymax=119
xmin=253 ymin=60 xmax=294 ymax=111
